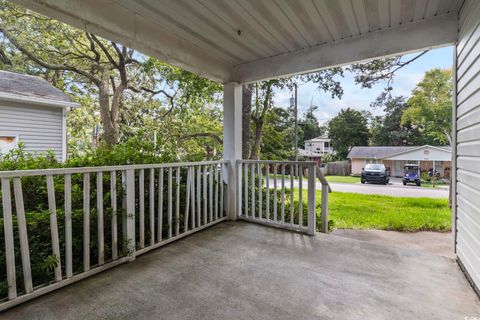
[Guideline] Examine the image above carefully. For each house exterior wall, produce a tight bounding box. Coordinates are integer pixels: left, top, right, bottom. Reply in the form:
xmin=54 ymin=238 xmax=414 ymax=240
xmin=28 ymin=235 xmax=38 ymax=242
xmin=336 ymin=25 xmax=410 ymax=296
xmin=456 ymin=0 xmax=480 ymax=293
xmin=351 ymin=159 xmax=365 ymax=175
xmin=305 ymin=156 xmax=321 ymax=167
xmin=0 ymin=100 xmax=64 ymax=161
xmin=305 ymin=138 xmax=332 ymax=154
xmin=382 ymin=160 xmax=393 ymax=176
xmin=419 ymin=160 xmax=430 ymax=172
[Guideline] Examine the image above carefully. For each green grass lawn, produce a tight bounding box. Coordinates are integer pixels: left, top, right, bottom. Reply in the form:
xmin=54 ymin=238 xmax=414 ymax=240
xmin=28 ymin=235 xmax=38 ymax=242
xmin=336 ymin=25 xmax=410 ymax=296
xmin=325 ymin=175 xmax=360 ymax=184
xmin=295 ymin=190 xmax=451 ymax=232
xmin=419 ymin=181 xmax=449 ymax=189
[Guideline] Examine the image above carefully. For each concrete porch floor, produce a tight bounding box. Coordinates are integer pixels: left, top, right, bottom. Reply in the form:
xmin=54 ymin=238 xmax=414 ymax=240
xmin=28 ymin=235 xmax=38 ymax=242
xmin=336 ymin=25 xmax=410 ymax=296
xmin=1 ymin=221 xmax=479 ymax=320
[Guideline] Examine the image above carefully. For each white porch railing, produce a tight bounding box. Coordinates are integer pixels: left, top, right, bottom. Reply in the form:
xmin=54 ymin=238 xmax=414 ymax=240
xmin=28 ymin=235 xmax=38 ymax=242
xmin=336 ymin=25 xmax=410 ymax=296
xmin=236 ymin=160 xmax=330 ymax=235
xmin=0 ymin=160 xmax=227 ymax=311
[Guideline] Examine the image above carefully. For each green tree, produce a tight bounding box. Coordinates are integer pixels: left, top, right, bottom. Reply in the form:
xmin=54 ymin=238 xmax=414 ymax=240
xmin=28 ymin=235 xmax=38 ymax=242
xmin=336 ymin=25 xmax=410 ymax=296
xmin=249 ymin=80 xmax=285 ymax=160
xmin=370 ymin=96 xmax=435 ymax=146
xmin=328 ymin=108 xmax=370 ymax=159
xmin=0 ymin=2 xmax=153 ymax=146
xmin=242 ymin=68 xmax=345 ymax=160
xmin=260 ymin=107 xmax=295 ymax=160
xmin=300 ymin=105 xmax=325 ymax=147
xmin=0 ymin=2 xmax=223 ymax=156
xmin=0 ymin=3 xmax=221 ymax=147
xmin=402 ymin=69 xmax=452 ymax=145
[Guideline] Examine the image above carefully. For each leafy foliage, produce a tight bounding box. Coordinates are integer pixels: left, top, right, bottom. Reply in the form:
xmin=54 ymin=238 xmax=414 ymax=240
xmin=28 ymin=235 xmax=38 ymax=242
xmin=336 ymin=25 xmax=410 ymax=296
xmin=260 ymin=107 xmax=295 ymax=160
xmin=370 ymin=96 xmax=436 ymax=146
xmin=299 ymin=105 xmax=326 ymax=147
xmin=0 ymin=2 xmax=223 ymax=149
xmin=328 ymin=108 xmax=370 ymax=159
xmin=0 ymin=140 xmax=214 ymax=298
xmin=403 ymin=69 xmax=453 ymax=145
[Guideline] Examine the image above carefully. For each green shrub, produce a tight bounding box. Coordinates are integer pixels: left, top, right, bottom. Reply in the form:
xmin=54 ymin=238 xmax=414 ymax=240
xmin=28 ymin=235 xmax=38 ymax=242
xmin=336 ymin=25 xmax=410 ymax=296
xmin=421 ymin=171 xmax=431 ymax=182
xmin=0 ymin=138 xmax=213 ymax=298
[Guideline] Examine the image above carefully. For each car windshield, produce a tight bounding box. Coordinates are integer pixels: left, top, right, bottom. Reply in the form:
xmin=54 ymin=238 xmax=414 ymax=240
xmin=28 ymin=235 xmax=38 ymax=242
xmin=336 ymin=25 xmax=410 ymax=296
xmin=405 ymin=170 xmax=417 ymax=174
xmin=365 ymin=164 xmax=384 ymax=170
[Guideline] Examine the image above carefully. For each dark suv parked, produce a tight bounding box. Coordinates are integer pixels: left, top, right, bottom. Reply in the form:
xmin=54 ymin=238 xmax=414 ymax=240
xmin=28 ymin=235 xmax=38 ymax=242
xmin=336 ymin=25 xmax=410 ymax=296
xmin=361 ymin=163 xmax=389 ymax=185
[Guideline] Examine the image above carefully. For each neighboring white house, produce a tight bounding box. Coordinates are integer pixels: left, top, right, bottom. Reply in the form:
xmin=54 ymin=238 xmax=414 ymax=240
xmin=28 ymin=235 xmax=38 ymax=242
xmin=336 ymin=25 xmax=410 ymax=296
xmin=0 ymin=71 xmax=80 ymax=162
xmin=304 ymin=135 xmax=332 ymax=155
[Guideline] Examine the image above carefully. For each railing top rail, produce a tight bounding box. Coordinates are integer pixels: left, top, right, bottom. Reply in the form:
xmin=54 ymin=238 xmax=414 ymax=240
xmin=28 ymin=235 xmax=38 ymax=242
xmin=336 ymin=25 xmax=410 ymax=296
xmin=237 ymin=160 xmax=317 ymax=166
xmin=0 ymin=160 xmax=229 ymax=178
xmin=316 ymin=166 xmax=332 ymax=193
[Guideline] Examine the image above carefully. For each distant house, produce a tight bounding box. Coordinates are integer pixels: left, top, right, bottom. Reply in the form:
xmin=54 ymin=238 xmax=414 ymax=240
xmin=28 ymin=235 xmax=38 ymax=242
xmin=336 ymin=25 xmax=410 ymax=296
xmin=298 ymin=148 xmax=322 ymax=166
xmin=304 ymin=135 xmax=332 ymax=155
xmin=0 ymin=71 xmax=80 ymax=161
xmin=348 ymin=145 xmax=452 ymax=177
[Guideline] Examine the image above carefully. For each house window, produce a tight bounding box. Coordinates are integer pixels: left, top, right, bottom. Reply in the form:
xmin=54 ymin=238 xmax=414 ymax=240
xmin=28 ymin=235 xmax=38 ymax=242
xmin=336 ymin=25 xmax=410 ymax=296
xmin=324 ymin=142 xmax=330 ymax=148
xmin=0 ymin=136 xmax=18 ymax=155
xmin=366 ymin=159 xmax=379 ymax=164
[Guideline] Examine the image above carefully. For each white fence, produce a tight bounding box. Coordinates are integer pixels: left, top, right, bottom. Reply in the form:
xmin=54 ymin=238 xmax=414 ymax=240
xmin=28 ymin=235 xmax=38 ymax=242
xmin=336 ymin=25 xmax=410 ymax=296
xmin=237 ymin=160 xmax=330 ymax=235
xmin=0 ymin=161 xmax=227 ymax=310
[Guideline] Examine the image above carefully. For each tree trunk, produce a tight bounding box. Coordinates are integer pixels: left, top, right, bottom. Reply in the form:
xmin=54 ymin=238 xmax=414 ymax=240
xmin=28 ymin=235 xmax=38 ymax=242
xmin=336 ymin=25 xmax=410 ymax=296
xmin=242 ymin=84 xmax=253 ymax=159
xmin=249 ymin=119 xmax=263 ymax=160
xmin=98 ymin=71 xmax=119 ymax=147
xmin=249 ymin=83 xmax=272 ymax=160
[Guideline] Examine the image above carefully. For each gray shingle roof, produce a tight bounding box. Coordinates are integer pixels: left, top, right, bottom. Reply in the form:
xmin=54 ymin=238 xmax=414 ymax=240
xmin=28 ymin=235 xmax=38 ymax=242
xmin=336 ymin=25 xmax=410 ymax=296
xmin=305 ymin=135 xmax=329 ymax=141
xmin=348 ymin=146 xmax=415 ymax=159
xmin=348 ymin=146 xmax=452 ymax=159
xmin=0 ymin=70 xmax=73 ymax=102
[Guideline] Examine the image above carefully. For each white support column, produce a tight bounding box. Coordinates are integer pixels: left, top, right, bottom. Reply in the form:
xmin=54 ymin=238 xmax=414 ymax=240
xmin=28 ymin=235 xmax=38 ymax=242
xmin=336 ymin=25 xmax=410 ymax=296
xmin=223 ymin=83 xmax=242 ymax=220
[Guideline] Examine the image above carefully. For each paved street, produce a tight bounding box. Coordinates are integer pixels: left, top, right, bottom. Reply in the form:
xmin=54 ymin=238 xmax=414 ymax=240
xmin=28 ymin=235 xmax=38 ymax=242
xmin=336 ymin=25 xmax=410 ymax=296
xmin=327 ymin=181 xmax=449 ymax=198
xmin=267 ymin=177 xmax=449 ymax=198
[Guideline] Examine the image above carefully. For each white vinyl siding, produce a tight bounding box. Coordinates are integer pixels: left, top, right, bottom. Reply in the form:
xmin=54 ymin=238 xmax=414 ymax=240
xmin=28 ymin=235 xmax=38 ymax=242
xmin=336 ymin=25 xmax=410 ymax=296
xmin=456 ymin=0 xmax=480 ymax=292
xmin=0 ymin=100 xmax=64 ymax=161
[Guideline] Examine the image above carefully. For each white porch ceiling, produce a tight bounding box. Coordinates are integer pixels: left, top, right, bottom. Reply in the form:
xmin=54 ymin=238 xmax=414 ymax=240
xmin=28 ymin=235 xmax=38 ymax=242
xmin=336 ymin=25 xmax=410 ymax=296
xmin=13 ymin=0 xmax=463 ymax=83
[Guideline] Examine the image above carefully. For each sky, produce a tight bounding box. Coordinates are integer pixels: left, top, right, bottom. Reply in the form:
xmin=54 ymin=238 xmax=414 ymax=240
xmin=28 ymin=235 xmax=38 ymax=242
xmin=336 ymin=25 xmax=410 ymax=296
xmin=273 ymin=46 xmax=454 ymax=124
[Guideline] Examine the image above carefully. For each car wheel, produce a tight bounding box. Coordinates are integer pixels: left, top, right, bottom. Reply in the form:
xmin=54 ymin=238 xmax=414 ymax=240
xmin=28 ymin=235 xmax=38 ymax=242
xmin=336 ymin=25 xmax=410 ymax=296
xmin=416 ymin=181 xmax=421 ymax=186
xmin=403 ymin=181 xmax=407 ymax=186
xmin=361 ymin=179 xmax=365 ymax=184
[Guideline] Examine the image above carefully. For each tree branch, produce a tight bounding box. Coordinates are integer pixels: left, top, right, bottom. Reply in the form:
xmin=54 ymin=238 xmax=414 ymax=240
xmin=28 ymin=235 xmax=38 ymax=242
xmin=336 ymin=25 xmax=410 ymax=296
xmin=0 ymin=46 xmax=11 ymax=65
xmin=89 ymin=33 xmax=119 ymax=69
xmin=179 ymin=133 xmax=223 ymax=144
xmin=127 ymin=85 xmax=176 ymax=108
xmin=351 ymin=50 xmax=429 ymax=88
xmin=85 ymin=32 xmax=101 ymax=62
xmin=0 ymin=23 xmax=100 ymax=85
